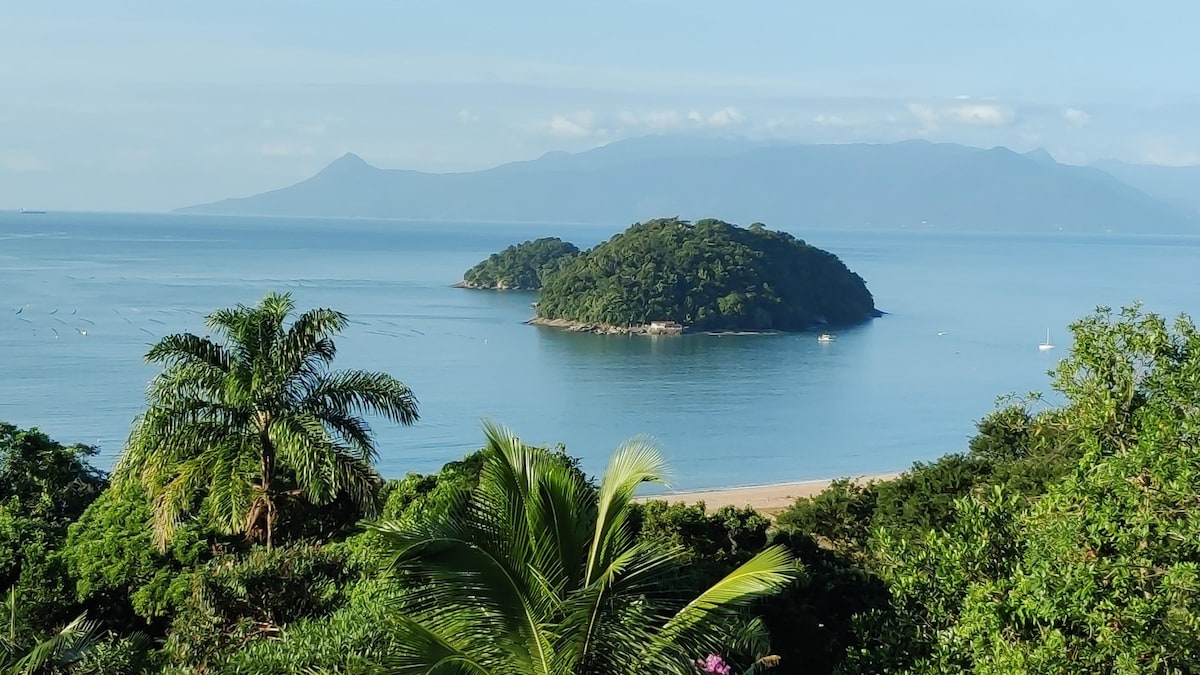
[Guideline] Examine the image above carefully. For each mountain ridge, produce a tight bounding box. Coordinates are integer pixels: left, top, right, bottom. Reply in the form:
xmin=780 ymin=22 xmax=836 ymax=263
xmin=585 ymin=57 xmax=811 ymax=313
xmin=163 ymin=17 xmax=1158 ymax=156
xmin=176 ymin=136 xmax=1200 ymax=233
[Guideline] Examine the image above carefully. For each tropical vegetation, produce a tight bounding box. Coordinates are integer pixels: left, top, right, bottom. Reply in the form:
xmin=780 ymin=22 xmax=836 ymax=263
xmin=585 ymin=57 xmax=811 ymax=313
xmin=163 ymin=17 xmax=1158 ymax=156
xmin=535 ymin=218 xmax=877 ymax=330
xmin=370 ymin=422 xmax=797 ymax=674
xmin=461 ymin=237 xmax=580 ymax=290
xmin=3 ymin=296 xmax=1200 ymax=673
xmin=115 ymin=292 xmax=419 ymax=550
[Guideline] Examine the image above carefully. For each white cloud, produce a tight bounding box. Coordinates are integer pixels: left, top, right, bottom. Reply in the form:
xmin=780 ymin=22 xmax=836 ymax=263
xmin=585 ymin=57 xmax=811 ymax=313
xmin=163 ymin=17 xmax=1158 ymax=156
xmin=906 ymin=103 xmax=940 ymax=132
xmin=1 ymin=153 xmax=49 ymax=172
xmin=259 ymin=142 xmax=315 ymax=157
xmin=618 ymin=109 xmax=681 ymax=130
xmin=458 ymin=108 xmax=478 ymax=124
xmin=944 ymin=103 xmax=1015 ymax=126
xmin=1061 ymin=107 xmax=1090 ymax=128
xmin=706 ymin=106 xmax=745 ymax=127
xmin=546 ymin=110 xmax=597 ymax=137
xmin=907 ymin=102 xmax=1014 ymax=131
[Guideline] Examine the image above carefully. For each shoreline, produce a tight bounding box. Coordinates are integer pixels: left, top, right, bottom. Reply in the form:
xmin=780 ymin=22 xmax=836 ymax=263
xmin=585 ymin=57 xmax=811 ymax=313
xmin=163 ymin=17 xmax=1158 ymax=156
xmin=526 ymin=316 xmax=785 ymax=336
xmin=636 ymin=472 xmax=901 ymax=515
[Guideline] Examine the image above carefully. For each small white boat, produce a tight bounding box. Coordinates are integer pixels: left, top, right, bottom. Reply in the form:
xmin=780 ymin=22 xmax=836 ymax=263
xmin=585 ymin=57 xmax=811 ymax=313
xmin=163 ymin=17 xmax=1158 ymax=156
xmin=1038 ymin=329 xmax=1054 ymax=351
xmin=817 ymin=333 xmax=837 ymax=343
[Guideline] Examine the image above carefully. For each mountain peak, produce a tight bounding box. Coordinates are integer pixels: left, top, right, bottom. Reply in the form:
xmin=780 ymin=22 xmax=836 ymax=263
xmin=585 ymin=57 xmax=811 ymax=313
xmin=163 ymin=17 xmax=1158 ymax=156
xmin=1023 ymin=147 xmax=1057 ymax=164
xmin=319 ymin=152 xmax=376 ymax=175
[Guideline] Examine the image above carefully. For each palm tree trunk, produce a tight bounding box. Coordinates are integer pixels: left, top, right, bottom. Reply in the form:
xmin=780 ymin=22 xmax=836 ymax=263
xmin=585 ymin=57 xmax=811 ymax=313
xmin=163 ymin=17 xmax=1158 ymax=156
xmin=259 ymin=427 xmax=277 ymax=550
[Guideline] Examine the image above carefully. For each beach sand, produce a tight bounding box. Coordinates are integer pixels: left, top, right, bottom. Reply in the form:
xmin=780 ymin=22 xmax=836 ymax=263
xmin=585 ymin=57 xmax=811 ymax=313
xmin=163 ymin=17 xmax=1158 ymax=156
xmin=638 ymin=473 xmax=901 ymax=516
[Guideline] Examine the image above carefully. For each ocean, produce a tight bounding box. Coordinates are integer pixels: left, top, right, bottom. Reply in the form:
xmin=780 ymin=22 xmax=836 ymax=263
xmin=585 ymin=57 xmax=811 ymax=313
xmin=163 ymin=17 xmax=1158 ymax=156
xmin=2 ymin=211 xmax=1197 ymax=490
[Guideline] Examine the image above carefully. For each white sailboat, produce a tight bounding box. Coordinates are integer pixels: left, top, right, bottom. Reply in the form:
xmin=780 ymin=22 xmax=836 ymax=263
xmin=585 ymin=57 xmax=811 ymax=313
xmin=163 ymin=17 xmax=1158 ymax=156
xmin=1038 ymin=328 xmax=1054 ymax=351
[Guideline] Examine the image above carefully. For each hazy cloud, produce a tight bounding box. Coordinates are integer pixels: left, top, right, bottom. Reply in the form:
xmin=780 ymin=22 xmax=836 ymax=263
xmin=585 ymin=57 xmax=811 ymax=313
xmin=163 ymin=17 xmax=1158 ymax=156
xmin=1137 ymin=142 xmax=1199 ymax=167
xmin=259 ymin=142 xmax=315 ymax=157
xmin=907 ymin=102 xmax=1015 ymax=131
xmin=1061 ymin=107 xmax=1090 ymax=128
xmin=944 ymin=103 xmax=1015 ymax=127
xmin=705 ymin=106 xmax=745 ymax=127
xmin=1 ymin=153 xmax=49 ymax=173
xmin=617 ymin=109 xmax=681 ymax=130
xmin=458 ymin=108 xmax=478 ymax=124
xmin=546 ymin=110 xmax=597 ymax=137
xmin=811 ymin=113 xmax=855 ymax=127
xmin=907 ymin=103 xmax=941 ymax=132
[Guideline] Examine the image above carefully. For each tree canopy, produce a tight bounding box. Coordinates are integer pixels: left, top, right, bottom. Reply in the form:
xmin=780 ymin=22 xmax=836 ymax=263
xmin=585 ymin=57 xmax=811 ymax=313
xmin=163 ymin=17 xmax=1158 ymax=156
xmin=461 ymin=237 xmax=580 ymax=290
xmin=535 ymin=218 xmax=878 ymax=331
xmin=9 ymin=299 xmax=1200 ymax=673
xmin=115 ymin=291 xmax=419 ymax=550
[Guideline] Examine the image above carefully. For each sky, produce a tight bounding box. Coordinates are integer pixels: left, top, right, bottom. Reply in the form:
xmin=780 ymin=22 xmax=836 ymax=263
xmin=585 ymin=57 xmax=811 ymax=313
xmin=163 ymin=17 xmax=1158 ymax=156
xmin=3 ymin=0 xmax=1199 ymax=212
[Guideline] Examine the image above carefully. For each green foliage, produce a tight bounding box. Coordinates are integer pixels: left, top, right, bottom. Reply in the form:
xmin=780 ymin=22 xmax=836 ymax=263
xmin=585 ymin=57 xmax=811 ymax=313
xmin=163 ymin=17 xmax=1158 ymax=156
xmin=0 ymin=425 xmax=106 ymax=592
xmin=832 ymin=305 xmax=1200 ymax=673
xmin=632 ymin=501 xmax=772 ymax=593
xmin=0 ymin=425 xmax=108 ymax=638
xmin=162 ymin=545 xmax=356 ymax=670
xmin=209 ymin=579 xmax=401 ymax=674
xmin=115 ymin=291 xmax=419 ymax=549
xmin=773 ymin=479 xmax=879 ymax=554
xmin=369 ymin=422 xmax=798 ymax=674
xmin=0 ymin=608 xmax=105 ymax=675
xmin=63 ymin=485 xmax=208 ymax=628
xmin=536 ymin=218 xmax=877 ymax=330
xmin=462 ymin=237 xmax=580 ymax=290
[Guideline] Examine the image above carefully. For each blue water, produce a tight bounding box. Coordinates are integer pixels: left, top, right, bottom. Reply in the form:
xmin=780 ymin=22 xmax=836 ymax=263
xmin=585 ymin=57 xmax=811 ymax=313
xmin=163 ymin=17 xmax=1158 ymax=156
xmin=2 ymin=211 xmax=1198 ymax=491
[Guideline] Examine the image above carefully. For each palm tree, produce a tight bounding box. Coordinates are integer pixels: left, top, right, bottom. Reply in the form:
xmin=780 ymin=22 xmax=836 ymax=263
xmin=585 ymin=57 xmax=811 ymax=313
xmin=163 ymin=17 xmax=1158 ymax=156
xmin=2 ymin=589 xmax=103 ymax=675
xmin=369 ymin=423 xmax=797 ymax=674
xmin=117 ymin=292 xmax=419 ymax=549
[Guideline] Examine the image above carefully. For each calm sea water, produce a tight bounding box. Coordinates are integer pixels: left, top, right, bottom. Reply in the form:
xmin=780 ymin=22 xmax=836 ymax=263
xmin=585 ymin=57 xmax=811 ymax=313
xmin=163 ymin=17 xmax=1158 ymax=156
xmin=2 ymin=211 xmax=1197 ymax=491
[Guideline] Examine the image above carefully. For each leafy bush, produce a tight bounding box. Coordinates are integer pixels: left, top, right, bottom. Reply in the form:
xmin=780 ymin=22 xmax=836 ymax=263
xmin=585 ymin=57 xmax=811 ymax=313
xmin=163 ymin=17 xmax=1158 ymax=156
xmin=63 ymin=485 xmax=209 ymax=630
xmin=163 ymin=544 xmax=356 ymax=669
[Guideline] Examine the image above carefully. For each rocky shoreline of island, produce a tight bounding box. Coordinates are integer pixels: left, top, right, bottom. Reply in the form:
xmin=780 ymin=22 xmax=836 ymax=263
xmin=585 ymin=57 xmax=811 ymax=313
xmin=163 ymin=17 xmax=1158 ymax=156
xmin=451 ymin=280 xmax=537 ymax=291
xmin=525 ymin=316 xmax=786 ymax=336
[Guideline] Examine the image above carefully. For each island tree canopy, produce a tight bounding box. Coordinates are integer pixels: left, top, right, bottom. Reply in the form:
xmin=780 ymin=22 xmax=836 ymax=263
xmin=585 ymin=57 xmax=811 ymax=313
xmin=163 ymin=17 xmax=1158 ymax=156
xmin=535 ymin=218 xmax=877 ymax=331
xmin=462 ymin=237 xmax=580 ymax=290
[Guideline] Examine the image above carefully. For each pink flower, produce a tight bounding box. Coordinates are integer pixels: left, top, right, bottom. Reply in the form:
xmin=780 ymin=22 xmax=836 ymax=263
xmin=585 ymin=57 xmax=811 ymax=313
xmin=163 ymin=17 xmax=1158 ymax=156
xmin=695 ymin=653 xmax=732 ymax=675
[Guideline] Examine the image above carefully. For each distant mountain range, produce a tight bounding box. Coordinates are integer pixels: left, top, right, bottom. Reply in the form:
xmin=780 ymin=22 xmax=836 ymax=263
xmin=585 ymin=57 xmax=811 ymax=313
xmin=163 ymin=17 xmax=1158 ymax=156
xmin=177 ymin=136 xmax=1200 ymax=233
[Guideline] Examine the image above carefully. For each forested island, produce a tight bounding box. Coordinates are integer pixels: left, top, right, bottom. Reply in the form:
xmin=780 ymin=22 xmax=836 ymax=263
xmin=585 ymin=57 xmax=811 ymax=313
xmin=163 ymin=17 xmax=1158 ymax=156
xmin=461 ymin=218 xmax=879 ymax=334
xmin=455 ymin=237 xmax=579 ymax=290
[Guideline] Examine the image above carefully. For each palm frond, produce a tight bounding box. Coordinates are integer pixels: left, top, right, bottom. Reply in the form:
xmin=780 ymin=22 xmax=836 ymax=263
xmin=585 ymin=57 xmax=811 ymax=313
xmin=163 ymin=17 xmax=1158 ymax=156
xmin=9 ymin=613 xmax=103 ymax=674
xmin=585 ymin=437 xmax=669 ymax=586
xmin=303 ymin=371 xmax=419 ymax=426
xmin=145 ymin=332 xmax=233 ymax=373
xmin=644 ymin=545 xmax=798 ymax=668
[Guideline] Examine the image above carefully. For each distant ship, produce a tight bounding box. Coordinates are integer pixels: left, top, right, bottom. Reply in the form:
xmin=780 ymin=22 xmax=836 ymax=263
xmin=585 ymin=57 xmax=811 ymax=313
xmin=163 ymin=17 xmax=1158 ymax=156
xmin=19 ymin=209 xmax=47 ymax=214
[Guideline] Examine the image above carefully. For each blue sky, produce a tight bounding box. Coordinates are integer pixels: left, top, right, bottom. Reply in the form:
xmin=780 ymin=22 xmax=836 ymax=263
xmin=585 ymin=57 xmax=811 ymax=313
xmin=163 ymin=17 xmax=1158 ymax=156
xmin=3 ymin=1 xmax=1198 ymax=211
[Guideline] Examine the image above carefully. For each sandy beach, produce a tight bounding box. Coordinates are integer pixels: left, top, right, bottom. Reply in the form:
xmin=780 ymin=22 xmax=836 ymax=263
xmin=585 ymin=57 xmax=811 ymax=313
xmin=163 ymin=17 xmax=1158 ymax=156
xmin=638 ymin=473 xmax=901 ymax=515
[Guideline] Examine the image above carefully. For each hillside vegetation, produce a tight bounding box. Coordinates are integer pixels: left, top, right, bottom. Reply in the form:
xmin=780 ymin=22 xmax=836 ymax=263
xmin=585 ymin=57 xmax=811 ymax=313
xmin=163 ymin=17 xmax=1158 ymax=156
xmin=8 ymin=296 xmax=1200 ymax=673
xmin=460 ymin=237 xmax=579 ymax=290
xmin=535 ymin=218 xmax=878 ymax=331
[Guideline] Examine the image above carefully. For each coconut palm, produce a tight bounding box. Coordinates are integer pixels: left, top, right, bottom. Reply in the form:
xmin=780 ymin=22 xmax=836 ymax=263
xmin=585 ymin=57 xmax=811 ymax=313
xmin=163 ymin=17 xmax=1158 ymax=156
xmin=117 ymin=292 xmax=419 ymax=549
xmin=369 ymin=423 xmax=798 ymax=674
